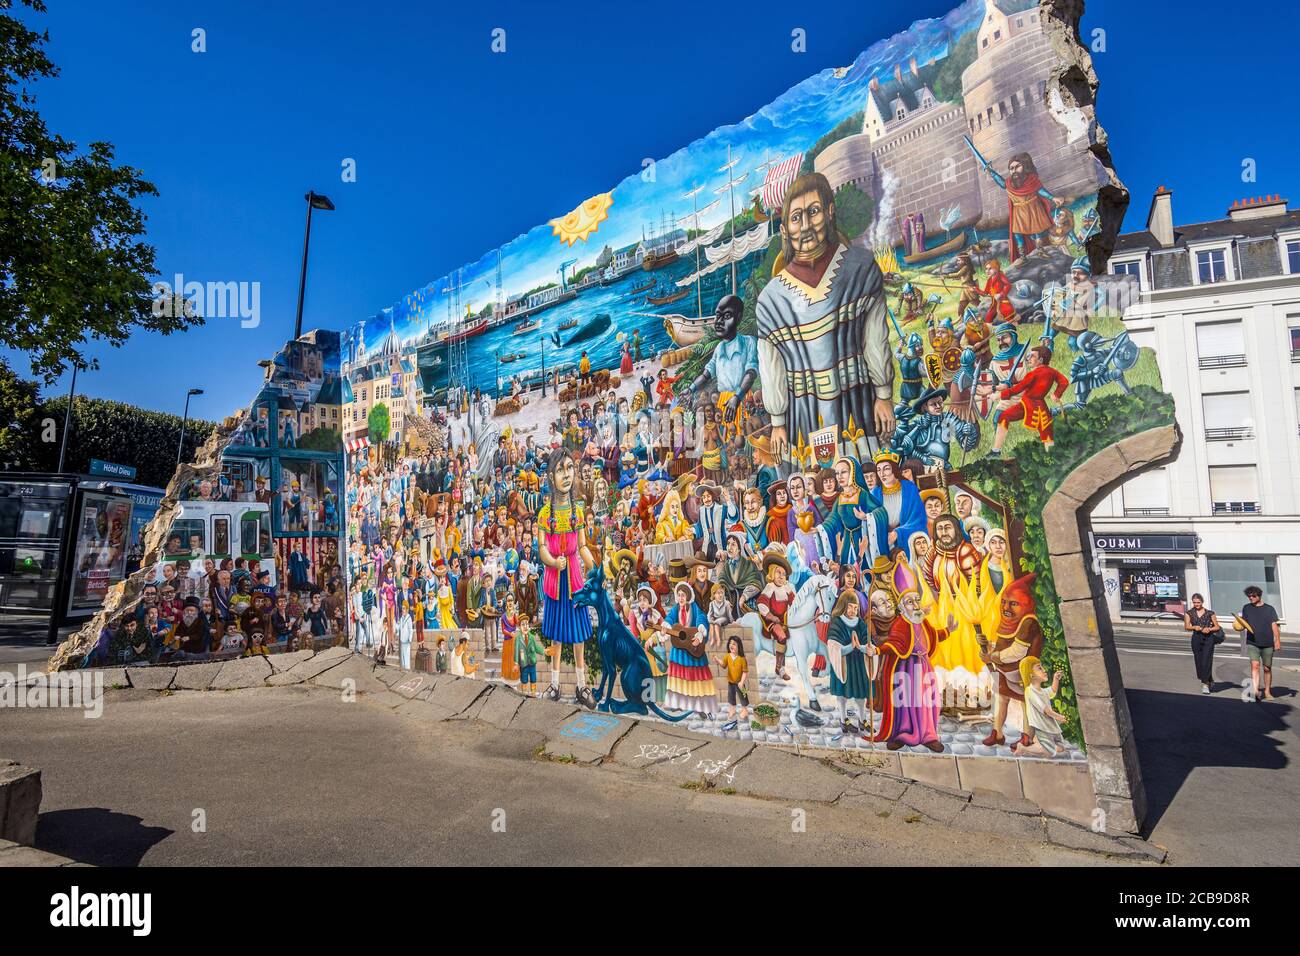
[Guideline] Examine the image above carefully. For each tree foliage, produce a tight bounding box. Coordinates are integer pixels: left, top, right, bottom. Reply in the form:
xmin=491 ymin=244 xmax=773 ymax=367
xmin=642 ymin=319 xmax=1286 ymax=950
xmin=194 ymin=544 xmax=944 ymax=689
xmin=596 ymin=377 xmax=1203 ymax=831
xmin=1 ymin=0 xmax=197 ymax=382
xmin=6 ymin=379 xmax=218 ymax=488
xmin=368 ymin=402 xmax=390 ymax=443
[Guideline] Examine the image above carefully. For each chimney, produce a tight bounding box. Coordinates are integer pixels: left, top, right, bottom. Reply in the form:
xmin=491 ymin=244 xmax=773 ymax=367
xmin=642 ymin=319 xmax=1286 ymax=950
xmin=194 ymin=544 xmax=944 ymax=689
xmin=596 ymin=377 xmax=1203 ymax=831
xmin=1147 ymin=185 xmax=1174 ymax=248
xmin=1227 ymin=194 xmax=1289 ymax=222
xmin=894 ymin=63 xmax=903 ymax=83
xmin=909 ymin=56 xmax=919 ymax=76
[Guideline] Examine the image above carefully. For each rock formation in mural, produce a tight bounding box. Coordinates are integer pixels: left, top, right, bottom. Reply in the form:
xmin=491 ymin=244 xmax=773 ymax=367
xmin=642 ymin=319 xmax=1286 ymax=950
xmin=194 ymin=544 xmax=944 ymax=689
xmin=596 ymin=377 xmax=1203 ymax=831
xmin=54 ymin=0 xmax=1169 ymax=778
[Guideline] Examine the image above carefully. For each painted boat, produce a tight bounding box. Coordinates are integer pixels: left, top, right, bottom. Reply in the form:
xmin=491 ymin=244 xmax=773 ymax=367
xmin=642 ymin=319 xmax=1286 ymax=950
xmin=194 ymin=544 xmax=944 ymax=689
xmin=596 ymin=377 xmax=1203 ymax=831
xmin=511 ymin=319 xmax=541 ymax=336
xmin=646 ymin=286 xmax=689 ymax=306
xmin=902 ymin=230 xmax=967 ymax=265
xmin=566 ymin=312 xmax=612 ymax=347
xmin=438 ymin=318 xmax=489 ymax=343
xmin=642 ymin=249 xmax=679 ymax=271
xmin=663 ymin=313 xmax=711 ymax=347
xmin=627 ymin=279 xmax=654 ymax=295
xmin=558 ymin=318 xmax=579 ymax=331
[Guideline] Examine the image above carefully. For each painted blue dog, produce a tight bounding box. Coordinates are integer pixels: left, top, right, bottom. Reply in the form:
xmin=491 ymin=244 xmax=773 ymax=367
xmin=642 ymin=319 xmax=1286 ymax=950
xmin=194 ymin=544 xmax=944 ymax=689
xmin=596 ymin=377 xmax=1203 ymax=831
xmin=571 ymin=563 xmax=691 ymax=721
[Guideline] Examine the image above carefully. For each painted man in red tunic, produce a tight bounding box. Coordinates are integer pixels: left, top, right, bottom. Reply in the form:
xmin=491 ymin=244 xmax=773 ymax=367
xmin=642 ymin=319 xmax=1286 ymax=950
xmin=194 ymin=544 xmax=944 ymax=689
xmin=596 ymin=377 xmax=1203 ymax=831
xmin=978 ymin=572 xmax=1045 ymax=748
xmin=991 ymin=346 xmax=1069 ymax=454
xmin=980 ymin=259 xmax=1017 ymax=324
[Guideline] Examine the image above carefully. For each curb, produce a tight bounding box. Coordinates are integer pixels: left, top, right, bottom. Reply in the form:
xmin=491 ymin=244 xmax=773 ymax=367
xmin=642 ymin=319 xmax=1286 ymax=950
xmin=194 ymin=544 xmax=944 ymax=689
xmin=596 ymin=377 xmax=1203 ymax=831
xmin=83 ymin=654 xmax=1168 ymax=863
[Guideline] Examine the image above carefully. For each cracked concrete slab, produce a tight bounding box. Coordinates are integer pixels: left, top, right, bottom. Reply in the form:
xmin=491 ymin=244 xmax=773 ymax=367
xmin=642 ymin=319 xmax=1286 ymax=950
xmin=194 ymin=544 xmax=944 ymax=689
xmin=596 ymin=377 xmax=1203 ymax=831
xmin=209 ymin=656 xmax=273 ymax=690
xmin=728 ymin=746 xmax=848 ymax=803
xmin=506 ymin=696 xmax=579 ymax=736
xmin=266 ymin=646 xmax=351 ymax=685
xmin=125 ymin=666 xmax=176 ymax=690
xmin=268 ymin=649 xmax=316 ymax=675
xmin=542 ymin=711 xmax=635 ymax=764
xmin=307 ymin=656 xmax=391 ymax=696
xmin=612 ymin=721 xmax=753 ymax=786
xmin=171 ymin=661 xmax=224 ymax=691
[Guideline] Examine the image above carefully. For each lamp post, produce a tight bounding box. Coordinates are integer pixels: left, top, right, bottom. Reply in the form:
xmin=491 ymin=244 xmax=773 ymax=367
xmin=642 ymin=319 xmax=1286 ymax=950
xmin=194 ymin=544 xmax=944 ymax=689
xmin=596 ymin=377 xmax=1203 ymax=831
xmin=56 ymin=364 xmax=78 ymax=473
xmin=177 ymin=387 xmax=204 ymax=469
xmin=294 ymin=191 xmax=335 ymax=340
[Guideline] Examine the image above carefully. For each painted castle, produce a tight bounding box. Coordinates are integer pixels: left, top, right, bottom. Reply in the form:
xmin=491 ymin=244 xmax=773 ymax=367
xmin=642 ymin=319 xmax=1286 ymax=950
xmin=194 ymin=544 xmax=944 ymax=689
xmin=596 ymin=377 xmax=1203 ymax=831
xmin=815 ymin=0 xmax=1105 ymax=246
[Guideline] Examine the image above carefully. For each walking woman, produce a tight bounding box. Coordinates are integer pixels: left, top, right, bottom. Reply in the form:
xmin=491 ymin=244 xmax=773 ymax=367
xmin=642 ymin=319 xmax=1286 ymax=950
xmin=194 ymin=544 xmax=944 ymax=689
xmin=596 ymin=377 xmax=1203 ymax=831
xmin=1184 ymin=593 xmax=1221 ymax=694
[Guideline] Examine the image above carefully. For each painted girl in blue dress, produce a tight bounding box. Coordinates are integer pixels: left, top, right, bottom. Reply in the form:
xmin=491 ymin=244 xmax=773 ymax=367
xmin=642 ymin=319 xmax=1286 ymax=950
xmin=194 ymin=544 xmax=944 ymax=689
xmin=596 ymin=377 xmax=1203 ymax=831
xmin=538 ymin=447 xmax=596 ymax=708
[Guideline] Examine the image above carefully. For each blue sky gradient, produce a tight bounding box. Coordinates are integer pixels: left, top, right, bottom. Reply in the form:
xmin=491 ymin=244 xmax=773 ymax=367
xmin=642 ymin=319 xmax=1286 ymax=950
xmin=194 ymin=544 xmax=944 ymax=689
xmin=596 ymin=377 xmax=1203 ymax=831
xmin=11 ymin=0 xmax=1298 ymax=418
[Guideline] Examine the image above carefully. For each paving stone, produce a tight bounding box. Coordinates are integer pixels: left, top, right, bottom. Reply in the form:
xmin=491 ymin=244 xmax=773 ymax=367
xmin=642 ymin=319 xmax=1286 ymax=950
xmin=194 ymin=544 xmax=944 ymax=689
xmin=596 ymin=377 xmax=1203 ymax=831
xmin=729 ymin=746 xmax=848 ymax=803
xmin=0 ymin=841 xmax=75 ymax=866
xmin=899 ymin=753 xmax=960 ymax=790
xmin=268 ymin=649 xmax=316 ymax=675
xmin=956 ymin=756 xmax=1023 ymax=801
xmin=836 ymin=791 xmax=897 ymax=816
xmin=390 ymin=672 xmax=436 ymax=700
xmin=969 ymin=788 xmax=1043 ymax=816
xmin=898 ymin=784 xmax=970 ymax=825
xmin=428 ymin=676 xmax=489 ymax=718
xmin=0 ymin=764 xmax=42 ymax=845
xmin=125 ymin=666 xmax=176 ymax=690
xmin=843 ymin=771 xmax=909 ymax=801
xmin=612 ymin=720 xmax=749 ymax=785
xmin=1045 ymin=818 xmax=1144 ymax=857
xmin=266 ymin=646 xmax=352 ymax=685
xmin=543 ymin=712 xmax=635 ymax=764
xmin=171 ymin=661 xmax=224 ymax=691
xmin=307 ymin=656 xmax=391 ymax=696
xmin=954 ymin=804 xmax=1046 ymax=840
xmin=476 ymin=686 xmax=527 ymax=730
xmin=90 ymin=667 xmax=129 ymax=689
xmin=210 ymin=656 xmax=272 ymax=690
xmin=507 ymin=697 xmax=579 ymax=736
xmin=1020 ymin=757 xmax=1096 ymax=827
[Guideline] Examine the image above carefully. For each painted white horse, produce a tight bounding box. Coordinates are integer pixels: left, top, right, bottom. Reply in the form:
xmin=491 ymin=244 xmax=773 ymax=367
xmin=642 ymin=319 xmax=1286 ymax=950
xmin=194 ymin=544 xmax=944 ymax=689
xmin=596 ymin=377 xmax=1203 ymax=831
xmin=738 ymin=572 xmax=838 ymax=715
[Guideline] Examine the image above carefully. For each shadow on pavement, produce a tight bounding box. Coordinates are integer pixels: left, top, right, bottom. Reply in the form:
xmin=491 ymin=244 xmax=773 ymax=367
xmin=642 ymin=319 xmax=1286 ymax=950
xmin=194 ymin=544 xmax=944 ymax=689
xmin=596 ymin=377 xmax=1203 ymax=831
xmin=36 ymin=808 xmax=173 ymax=867
xmin=1126 ymin=685 xmax=1291 ymax=835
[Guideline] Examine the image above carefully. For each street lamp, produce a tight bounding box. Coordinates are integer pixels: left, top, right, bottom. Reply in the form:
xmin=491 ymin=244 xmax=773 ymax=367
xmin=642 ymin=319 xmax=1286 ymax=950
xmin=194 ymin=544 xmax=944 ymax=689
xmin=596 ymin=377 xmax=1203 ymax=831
xmin=56 ymin=364 xmax=79 ymax=473
xmin=294 ymin=191 xmax=335 ymax=340
xmin=177 ymin=387 xmax=204 ymax=469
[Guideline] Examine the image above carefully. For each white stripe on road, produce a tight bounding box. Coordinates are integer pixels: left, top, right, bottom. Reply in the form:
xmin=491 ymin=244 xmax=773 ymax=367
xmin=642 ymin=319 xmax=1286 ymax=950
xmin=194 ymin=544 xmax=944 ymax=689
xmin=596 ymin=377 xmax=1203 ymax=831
xmin=1117 ymin=647 xmax=1249 ymax=661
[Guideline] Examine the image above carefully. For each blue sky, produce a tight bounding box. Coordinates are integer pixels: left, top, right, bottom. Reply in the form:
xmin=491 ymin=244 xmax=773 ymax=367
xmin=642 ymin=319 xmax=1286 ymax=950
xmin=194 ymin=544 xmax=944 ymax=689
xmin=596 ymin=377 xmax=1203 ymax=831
xmin=11 ymin=0 xmax=1299 ymax=419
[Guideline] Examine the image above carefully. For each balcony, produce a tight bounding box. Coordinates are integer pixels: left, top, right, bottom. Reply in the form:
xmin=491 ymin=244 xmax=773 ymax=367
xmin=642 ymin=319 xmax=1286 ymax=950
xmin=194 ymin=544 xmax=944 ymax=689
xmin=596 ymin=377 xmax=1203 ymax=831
xmin=1198 ymin=354 xmax=1247 ymax=369
xmin=1212 ymin=501 xmax=1262 ymax=515
xmin=1123 ymin=507 xmax=1171 ymax=517
xmin=1204 ymin=426 xmax=1254 ymax=441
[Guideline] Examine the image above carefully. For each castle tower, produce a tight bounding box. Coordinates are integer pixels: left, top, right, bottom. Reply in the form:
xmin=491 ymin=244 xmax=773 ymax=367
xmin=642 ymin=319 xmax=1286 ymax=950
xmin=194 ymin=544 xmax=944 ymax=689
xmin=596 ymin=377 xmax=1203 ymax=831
xmin=961 ymin=0 xmax=1105 ymax=230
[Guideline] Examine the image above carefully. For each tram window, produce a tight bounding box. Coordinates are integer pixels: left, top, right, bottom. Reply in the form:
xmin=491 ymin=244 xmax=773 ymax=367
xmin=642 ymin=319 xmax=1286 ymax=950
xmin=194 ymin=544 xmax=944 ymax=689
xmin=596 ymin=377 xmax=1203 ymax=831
xmin=213 ymin=517 xmax=231 ymax=556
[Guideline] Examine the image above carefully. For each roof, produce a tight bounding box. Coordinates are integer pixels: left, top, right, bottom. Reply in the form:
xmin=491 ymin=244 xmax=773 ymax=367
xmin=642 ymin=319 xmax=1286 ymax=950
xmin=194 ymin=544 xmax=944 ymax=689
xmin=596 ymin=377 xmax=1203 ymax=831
xmin=867 ymin=60 xmax=943 ymax=120
xmin=1114 ymin=207 xmax=1300 ymax=253
xmin=993 ymin=0 xmax=1038 ymax=14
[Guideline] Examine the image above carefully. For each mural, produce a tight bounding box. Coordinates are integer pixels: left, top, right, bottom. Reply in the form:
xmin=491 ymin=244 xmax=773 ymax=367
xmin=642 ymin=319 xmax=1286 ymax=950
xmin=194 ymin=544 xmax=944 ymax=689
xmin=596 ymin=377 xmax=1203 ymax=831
xmin=72 ymin=330 xmax=349 ymax=666
xmin=337 ymin=0 xmax=1167 ymax=760
xmin=53 ymin=0 xmax=1174 ymax=779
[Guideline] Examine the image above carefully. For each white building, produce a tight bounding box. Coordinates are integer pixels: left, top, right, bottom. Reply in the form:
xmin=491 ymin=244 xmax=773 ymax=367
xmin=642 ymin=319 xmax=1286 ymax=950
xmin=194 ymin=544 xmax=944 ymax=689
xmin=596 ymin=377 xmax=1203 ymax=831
xmin=1092 ymin=187 xmax=1300 ymax=629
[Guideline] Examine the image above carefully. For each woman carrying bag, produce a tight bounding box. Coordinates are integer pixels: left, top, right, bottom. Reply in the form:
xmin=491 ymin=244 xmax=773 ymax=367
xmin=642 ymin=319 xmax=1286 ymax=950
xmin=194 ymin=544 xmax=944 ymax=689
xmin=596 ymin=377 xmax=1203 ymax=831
xmin=1184 ymin=593 xmax=1223 ymax=694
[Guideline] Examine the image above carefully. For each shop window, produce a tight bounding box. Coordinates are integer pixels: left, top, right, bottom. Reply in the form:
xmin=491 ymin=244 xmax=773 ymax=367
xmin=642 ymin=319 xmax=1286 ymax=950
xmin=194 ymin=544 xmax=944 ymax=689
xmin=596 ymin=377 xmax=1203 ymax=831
xmin=1208 ymin=556 xmax=1279 ymax=617
xmin=1118 ymin=561 xmax=1187 ymax=614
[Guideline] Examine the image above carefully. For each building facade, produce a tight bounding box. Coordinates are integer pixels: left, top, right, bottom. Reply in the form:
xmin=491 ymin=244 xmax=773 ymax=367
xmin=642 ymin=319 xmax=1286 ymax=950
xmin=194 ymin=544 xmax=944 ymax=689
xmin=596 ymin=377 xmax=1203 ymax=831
xmin=1094 ymin=188 xmax=1300 ymax=628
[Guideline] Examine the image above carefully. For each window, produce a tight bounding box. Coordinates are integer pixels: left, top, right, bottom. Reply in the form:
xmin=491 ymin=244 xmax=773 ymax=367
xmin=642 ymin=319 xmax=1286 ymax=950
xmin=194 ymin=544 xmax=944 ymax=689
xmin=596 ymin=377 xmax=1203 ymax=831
xmin=1290 ymin=326 xmax=1300 ymax=360
xmin=168 ymin=519 xmax=206 ymax=556
xmin=1202 ymin=392 xmax=1253 ymax=440
xmin=1121 ymin=468 xmax=1170 ymax=516
xmin=212 ymin=516 xmax=231 ymax=556
xmin=1208 ymin=556 xmax=1278 ymax=616
xmin=1286 ymin=238 xmax=1300 ymax=275
xmin=1195 ymin=321 xmax=1246 ymax=368
xmin=1196 ymin=248 xmax=1228 ymax=284
xmin=1208 ymin=465 xmax=1260 ymax=515
xmin=1112 ymin=259 xmax=1143 ymax=281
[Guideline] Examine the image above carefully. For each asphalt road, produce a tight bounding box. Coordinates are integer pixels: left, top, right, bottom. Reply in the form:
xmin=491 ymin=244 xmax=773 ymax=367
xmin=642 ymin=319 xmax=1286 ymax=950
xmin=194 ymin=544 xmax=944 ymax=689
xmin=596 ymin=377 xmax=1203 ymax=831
xmin=1114 ymin=623 xmax=1298 ymax=866
xmin=1 ymin=685 xmax=1098 ymax=867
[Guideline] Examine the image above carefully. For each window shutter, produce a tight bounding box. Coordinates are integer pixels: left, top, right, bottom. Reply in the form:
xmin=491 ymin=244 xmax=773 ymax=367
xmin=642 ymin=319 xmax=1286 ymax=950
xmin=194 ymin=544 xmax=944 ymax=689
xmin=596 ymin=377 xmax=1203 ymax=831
xmin=1195 ymin=322 xmax=1244 ymax=358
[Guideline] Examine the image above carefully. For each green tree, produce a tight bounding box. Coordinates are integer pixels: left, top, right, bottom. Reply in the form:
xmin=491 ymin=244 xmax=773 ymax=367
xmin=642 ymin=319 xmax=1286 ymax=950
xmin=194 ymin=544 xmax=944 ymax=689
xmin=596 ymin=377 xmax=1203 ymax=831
xmin=368 ymin=402 xmax=391 ymax=443
xmin=12 ymin=389 xmax=217 ymax=487
xmin=1 ymin=0 xmax=197 ymax=383
xmin=833 ymin=182 xmax=875 ymax=242
xmin=0 ymin=361 xmax=40 ymax=467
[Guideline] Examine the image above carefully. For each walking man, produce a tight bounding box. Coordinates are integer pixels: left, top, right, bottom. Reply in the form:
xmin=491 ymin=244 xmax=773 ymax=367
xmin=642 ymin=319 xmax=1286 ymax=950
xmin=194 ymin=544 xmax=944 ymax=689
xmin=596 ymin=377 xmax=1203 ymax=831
xmin=1233 ymin=585 xmax=1282 ymax=701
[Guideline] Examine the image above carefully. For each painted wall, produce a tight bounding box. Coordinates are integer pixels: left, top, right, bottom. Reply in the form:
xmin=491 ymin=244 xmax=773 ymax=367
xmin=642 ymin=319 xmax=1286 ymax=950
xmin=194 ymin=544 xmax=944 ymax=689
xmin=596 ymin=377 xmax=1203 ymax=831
xmin=336 ymin=0 xmax=1168 ymax=765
